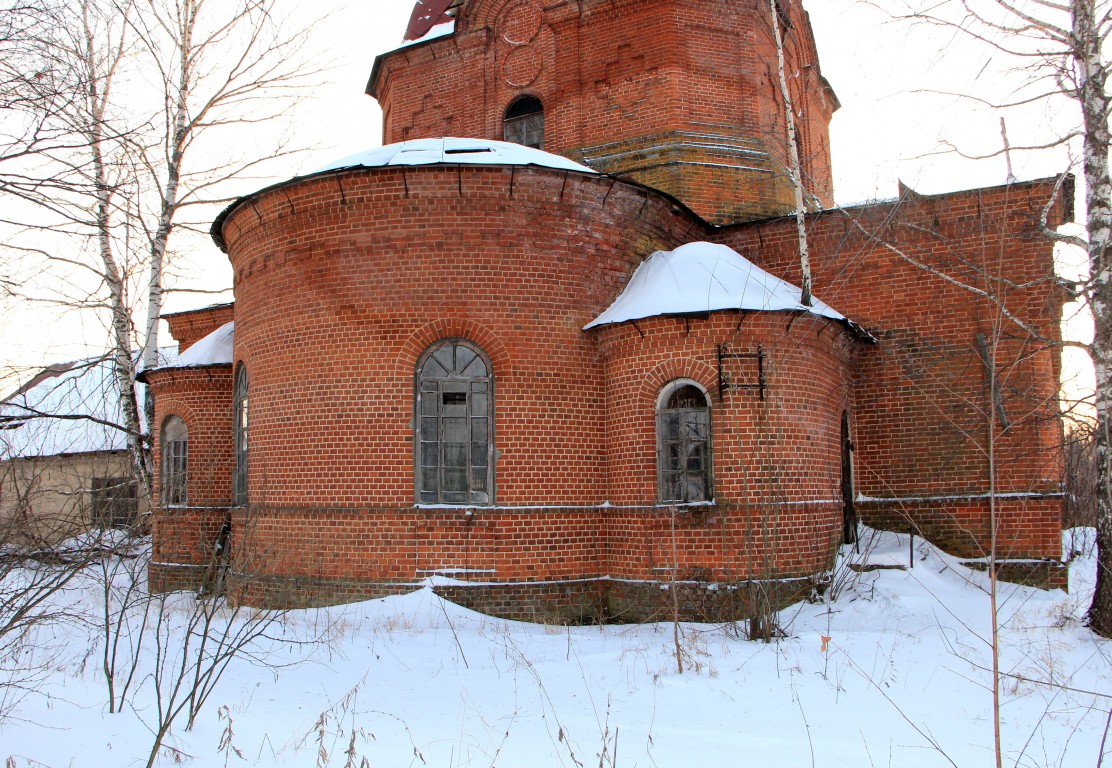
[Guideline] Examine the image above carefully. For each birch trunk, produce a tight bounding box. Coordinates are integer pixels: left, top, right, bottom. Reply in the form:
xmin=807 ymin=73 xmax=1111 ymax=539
xmin=140 ymin=0 xmax=195 ymax=431
xmin=1075 ymin=0 xmax=1112 ymax=636
xmin=80 ymin=0 xmax=150 ymax=497
xmin=769 ymin=0 xmax=812 ymax=307
xmin=7 ymin=0 xmax=315 ymax=507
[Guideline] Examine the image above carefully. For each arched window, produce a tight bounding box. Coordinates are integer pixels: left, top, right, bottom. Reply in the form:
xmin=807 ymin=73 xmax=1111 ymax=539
xmin=416 ymin=340 xmax=493 ymax=505
xmin=233 ymin=364 xmax=248 ymax=507
xmin=503 ymin=96 xmax=544 ymax=149
xmin=657 ymin=380 xmax=712 ymax=503
xmin=161 ymin=415 xmax=188 ymax=506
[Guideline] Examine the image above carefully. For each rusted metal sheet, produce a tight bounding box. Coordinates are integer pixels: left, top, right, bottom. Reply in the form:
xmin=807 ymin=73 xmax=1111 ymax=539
xmin=404 ymin=0 xmax=458 ymax=42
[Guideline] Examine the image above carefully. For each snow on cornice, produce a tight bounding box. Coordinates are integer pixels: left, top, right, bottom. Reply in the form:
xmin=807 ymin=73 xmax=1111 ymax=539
xmin=314 ymin=138 xmax=597 ymax=175
xmin=212 ymin=139 xmax=598 ymax=253
xmin=584 ymin=242 xmax=852 ymax=330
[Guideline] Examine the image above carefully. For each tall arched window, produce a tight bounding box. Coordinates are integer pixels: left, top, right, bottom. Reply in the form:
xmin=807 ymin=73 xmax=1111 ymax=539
xmin=416 ymin=340 xmax=493 ymax=505
xmin=657 ymin=380 xmax=712 ymax=503
xmin=233 ymin=364 xmax=249 ymax=506
xmin=161 ymin=415 xmax=188 ymax=506
xmin=503 ymin=96 xmax=544 ymax=149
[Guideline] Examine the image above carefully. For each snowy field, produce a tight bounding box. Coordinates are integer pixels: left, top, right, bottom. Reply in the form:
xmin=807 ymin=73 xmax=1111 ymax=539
xmin=2 ymin=528 xmax=1109 ymax=768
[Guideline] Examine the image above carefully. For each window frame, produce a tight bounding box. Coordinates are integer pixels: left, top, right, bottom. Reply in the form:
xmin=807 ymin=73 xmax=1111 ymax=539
xmin=414 ymin=339 xmax=495 ymax=506
xmin=160 ymin=415 xmax=189 ymax=507
xmin=656 ymin=379 xmax=713 ymax=504
xmin=233 ymin=363 xmax=248 ymax=507
xmin=503 ymin=95 xmax=544 ymax=150
xmin=90 ymin=476 xmax=138 ymax=528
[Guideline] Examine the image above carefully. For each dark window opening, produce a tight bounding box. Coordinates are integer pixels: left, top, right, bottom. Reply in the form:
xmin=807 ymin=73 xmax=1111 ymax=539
xmin=841 ymin=410 xmax=858 ymax=545
xmin=91 ymin=476 xmax=138 ymax=528
xmin=775 ymin=0 xmax=793 ymax=30
xmin=233 ymin=364 xmax=249 ymax=507
xmin=416 ymin=340 xmax=493 ymax=505
xmin=161 ymin=415 xmax=188 ymax=506
xmin=658 ymin=382 xmax=712 ymax=503
xmin=503 ymin=96 xmax=544 ymax=149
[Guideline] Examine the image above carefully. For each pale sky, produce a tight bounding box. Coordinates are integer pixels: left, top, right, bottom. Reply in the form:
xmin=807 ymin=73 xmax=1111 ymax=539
xmin=0 ymin=0 xmax=1088 ymax=393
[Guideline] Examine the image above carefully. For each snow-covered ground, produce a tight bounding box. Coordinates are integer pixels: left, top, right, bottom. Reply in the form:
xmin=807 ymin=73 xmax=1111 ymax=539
xmin=2 ymin=528 xmax=1109 ymax=767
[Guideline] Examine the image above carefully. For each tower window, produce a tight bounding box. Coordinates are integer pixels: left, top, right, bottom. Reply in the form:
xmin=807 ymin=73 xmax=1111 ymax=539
xmin=503 ymin=96 xmax=544 ymax=149
xmin=657 ymin=380 xmax=712 ymax=503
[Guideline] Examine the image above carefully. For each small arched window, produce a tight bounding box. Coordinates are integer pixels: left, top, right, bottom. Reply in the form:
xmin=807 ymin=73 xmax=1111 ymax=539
xmin=503 ymin=96 xmax=544 ymax=149
xmin=416 ymin=340 xmax=493 ymax=505
xmin=161 ymin=415 xmax=188 ymax=506
xmin=233 ymin=364 xmax=249 ymax=507
xmin=657 ymin=380 xmax=712 ymax=503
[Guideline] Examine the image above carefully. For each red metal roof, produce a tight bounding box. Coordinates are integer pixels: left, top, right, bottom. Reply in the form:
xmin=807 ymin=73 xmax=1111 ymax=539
xmin=404 ymin=0 xmax=457 ymax=42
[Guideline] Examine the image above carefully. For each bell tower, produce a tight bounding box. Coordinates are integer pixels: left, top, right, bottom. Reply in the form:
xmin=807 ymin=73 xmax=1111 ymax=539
xmin=369 ymin=0 xmax=838 ymax=225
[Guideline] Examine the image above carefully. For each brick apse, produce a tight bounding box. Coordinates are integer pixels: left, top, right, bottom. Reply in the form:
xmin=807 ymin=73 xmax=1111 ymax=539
xmin=141 ymin=0 xmax=1071 ymax=622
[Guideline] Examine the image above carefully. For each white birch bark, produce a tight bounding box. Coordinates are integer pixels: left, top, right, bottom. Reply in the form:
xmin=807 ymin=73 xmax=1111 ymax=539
xmin=1070 ymin=0 xmax=1112 ymax=635
xmin=2 ymin=0 xmax=318 ymax=504
xmin=769 ymin=0 xmax=813 ymax=307
xmin=892 ymin=0 xmax=1112 ymax=635
xmin=79 ymin=0 xmax=151 ymax=495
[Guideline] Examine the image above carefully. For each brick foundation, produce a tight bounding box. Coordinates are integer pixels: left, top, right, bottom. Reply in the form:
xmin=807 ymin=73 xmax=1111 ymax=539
xmin=147 ymin=501 xmax=843 ymax=622
xmin=858 ymin=495 xmax=1065 ymax=561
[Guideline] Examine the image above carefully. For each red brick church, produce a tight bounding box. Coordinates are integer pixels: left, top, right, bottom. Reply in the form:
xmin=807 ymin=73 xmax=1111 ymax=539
xmin=141 ymin=0 xmax=1070 ymax=621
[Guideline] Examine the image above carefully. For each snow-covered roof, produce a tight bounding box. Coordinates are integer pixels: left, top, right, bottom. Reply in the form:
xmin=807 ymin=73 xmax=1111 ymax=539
xmin=0 ymin=351 xmax=175 ymax=459
xmin=315 ymin=138 xmax=596 ymax=175
xmin=584 ymin=242 xmax=851 ymax=330
xmin=168 ymin=321 xmax=234 ymax=369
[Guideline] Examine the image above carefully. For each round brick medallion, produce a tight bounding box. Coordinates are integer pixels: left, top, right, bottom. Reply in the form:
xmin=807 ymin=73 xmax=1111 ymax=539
xmin=499 ymin=2 xmax=542 ymax=45
xmin=502 ymin=45 xmax=542 ymax=87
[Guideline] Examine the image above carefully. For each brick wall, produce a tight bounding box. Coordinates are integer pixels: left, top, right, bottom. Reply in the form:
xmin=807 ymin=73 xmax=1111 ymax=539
xmin=594 ymin=311 xmax=860 ymax=506
xmin=143 ymin=167 xmax=1069 ymax=619
xmin=163 ymin=303 xmax=234 ymax=353
xmin=219 ymin=164 xmax=694 ymax=509
xmin=715 ymin=179 xmax=1069 ymax=560
xmin=145 ymin=365 xmax=235 ymax=592
xmin=216 ymin=503 xmax=834 ymax=620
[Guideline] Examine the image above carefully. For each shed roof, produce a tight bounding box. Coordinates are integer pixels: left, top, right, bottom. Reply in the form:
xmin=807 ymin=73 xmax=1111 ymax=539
xmin=0 ymin=351 xmax=175 ymax=459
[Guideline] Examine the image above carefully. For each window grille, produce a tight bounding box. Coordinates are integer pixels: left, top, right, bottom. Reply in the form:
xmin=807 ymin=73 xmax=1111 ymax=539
xmin=657 ymin=382 xmax=712 ymax=503
xmin=91 ymin=476 xmax=138 ymax=528
xmin=161 ymin=415 xmax=188 ymax=506
xmin=233 ymin=364 xmax=249 ymax=506
xmin=503 ymin=96 xmax=544 ymax=149
xmin=416 ymin=340 xmax=493 ymax=505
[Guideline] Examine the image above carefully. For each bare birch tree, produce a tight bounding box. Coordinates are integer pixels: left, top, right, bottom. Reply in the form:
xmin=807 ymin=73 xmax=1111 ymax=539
xmin=884 ymin=0 xmax=1112 ymax=635
xmin=0 ymin=0 xmax=317 ymax=498
xmin=768 ymin=0 xmax=813 ymax=307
